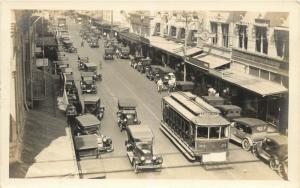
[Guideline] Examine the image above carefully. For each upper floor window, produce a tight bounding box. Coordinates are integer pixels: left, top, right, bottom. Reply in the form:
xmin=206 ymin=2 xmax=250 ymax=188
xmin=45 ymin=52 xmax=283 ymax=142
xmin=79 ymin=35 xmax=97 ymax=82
xmin=210 ymin=22 xmax=218 ymax=45
xmin=274 ymin=29 xmax=289 ymax=61
xmin=191 ymin=30 xmax=197 ymax=42
xmin=180 ymin=28 xmax=185 ymax=39
xmin=155 ymin=23 xmax=160 ymax=33
xmin=255 ymin=26 xmax=268 ymax=54
xmin=221 ymin=23 xmax=229 ymax=47
xmin=171 ymin=26 xmax=176 ymax=37
xmin=237 ymin=24 xmax=248 ymax=50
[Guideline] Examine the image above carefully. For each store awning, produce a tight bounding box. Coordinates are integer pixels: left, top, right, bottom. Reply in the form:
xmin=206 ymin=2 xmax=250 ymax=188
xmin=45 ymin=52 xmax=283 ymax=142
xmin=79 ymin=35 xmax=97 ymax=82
xmin=36 ymin=37 xmax=58 ymax=47
xmin=215 ymin=69 xmax=288 ymax=97
xmin=191 ymin=54 xmax=230 ymax=69
xmin=148 ymin=36 xmax=202 ymax=57
xmin=119 ymin=32 xmax=150 ymax=44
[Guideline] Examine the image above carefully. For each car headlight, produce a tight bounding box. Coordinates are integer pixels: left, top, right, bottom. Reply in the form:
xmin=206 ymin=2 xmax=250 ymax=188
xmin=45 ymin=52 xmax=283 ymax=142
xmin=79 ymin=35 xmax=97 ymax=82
xmin=82 ymin=85 xmax=86 ymax=88
xmin=152 ymin=156 xmax=157 ymax=161
xmin=140 ymin=156 xmax=145 ymax=161
xmin=134 ymin=118 xmax=137 ymax=122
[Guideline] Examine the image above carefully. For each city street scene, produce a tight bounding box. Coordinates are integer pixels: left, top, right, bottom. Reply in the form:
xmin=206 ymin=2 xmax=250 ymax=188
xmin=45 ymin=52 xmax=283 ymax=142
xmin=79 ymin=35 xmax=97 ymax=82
xmin=9 ymin=10 xmax=289 ymax=180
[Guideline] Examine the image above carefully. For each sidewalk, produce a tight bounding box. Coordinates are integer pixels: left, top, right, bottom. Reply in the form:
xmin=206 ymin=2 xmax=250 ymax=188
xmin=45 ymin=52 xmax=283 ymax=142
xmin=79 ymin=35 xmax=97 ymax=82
xmin=10 ymin=72 xmax=79 ymax=178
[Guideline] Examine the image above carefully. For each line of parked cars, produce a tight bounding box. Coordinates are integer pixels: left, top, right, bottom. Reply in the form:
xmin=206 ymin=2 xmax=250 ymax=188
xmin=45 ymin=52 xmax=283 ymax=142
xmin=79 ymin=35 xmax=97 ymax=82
xmin=202 ymin=95 xmax=288 ymax=179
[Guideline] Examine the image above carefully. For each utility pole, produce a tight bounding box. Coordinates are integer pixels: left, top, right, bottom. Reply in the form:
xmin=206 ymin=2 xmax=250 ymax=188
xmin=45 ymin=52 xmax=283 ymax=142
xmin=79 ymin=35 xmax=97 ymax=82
xmin=111 ymin=10 xmax=113 ymax=38
xmin=183 ymin=12 xmax=189 ymax=82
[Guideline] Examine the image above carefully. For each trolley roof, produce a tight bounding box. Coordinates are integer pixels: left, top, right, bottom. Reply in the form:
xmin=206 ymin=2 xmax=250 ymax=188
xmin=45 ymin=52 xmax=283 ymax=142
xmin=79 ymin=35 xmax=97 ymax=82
xmin=76 ymin=114 xmax=100 ymax=127
xmin=164 ymin=92 xmax=229 ymax=126
xmin=127 ymin=125 xmax=153 ymax=142
xmin=83 ymin=95 xmax=100 ymax=103
xmin=74 ymin=135 xmax=98 ymax=150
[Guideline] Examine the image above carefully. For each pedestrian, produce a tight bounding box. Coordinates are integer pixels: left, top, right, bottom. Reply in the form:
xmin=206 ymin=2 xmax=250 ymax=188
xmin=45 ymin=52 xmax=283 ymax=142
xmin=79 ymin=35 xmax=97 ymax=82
xmin=99 ymin=60 xmax=102 ymax=69
xmin=208 ymin=87 xmax=216 ymax=96
xmin=157 ymin=78 xmax=163 ymax=93
xmin=215 ymin=92 xmax=220 ymax=97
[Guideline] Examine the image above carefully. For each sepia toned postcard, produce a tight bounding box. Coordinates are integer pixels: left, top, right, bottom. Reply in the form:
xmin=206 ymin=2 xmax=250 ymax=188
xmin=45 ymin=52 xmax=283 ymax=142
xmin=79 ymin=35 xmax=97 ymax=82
xmin=1 ymin=1 xmax=300 ymax=188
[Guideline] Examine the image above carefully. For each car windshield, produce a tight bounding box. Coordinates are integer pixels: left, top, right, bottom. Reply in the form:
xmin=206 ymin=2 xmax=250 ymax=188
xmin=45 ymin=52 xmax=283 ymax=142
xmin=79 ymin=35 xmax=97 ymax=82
xmin=136 ymin=142 xmax=152 ymax=154
xmin=85 ymin=104 xmax=97 ymax=112
xmin=126 ymin=114 xmax=135 ymax=120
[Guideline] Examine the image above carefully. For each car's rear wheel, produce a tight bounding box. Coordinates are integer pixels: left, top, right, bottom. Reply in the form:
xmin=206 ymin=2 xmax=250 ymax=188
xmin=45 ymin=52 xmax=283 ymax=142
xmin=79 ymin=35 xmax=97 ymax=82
xmin=242 ymin=139 xmax=251 ymax=151
xmin=277 ymin=162 xmax=288 ymax=180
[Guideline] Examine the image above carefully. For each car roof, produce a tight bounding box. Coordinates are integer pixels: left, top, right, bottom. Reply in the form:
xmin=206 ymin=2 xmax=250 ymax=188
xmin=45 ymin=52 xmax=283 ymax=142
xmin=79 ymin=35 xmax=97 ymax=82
xmin=156 ymin=66 xmax=174 ymax=73
xmin=122 ymin=109 xmax=137 ymax=114
xmin=118 ymin=98 xmax=137 ymax=108
xmin=233 ymin=118 xmax=268 ymax=127
xmin=202 ymin=96 xmax=225 ymax=102
xmin=84 ymin=95 xmax=100 ymax=102
xmin=83 ymin=76 xmax=93 ymax=81
xmin=84 ymin=62 xmax=97 ymax=67
xmin=81 ymin=72 xmax=94 ymax=77
xmin=215 ymin=105 xmax=242 ymax=111
xmin=74 ymin=134 xmax=98 ymax=150
xmin=75 ymin=114 xmax=100 ymax=127
xmin=266 ymin=135 xmax=288 ymax=145
xmin=65 ymin=74 xmax=74 ymax=81
xmin=127 ymin=125 xmax=153 ymax=141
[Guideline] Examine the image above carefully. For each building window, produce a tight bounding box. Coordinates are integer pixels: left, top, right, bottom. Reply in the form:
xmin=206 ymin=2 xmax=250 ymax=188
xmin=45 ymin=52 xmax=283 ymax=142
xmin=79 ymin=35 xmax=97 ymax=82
xmin=181 ymin=28 xmax=185 ymax=39
xmin=155 ymin=23 xmax=160 ymax=33
xmin=221 ymin=23 xmax=229 ymax=47
xmin=210 ymin=22 xmax=218 ymax=45
xmin=282 ymin=76 xmax=289 ymax=88
xmin=249 ymin=66 xmax=259 ymax=77
xmin=255 ymin=26 xmax=268 ymax=54
xmin=191 ymin=30 xmax=197 ymax=42
xmin=260 ymin=69 xmax=269 ymax=80
xmin=171 ymin=26 xmax=176 ymax=37
xmin=270 ymin=72 xmax=281 ymax=84
xmin=237 ymin=25 xmax=248 ymax=49
xmin=274 ymin=30 xmax=289 ymax=60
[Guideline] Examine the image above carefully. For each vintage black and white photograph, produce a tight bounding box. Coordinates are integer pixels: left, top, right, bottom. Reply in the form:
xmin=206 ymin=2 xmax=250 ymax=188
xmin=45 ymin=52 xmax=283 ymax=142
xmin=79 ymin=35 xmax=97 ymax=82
xmin=2 ymin=2 xmax=299 ymax=186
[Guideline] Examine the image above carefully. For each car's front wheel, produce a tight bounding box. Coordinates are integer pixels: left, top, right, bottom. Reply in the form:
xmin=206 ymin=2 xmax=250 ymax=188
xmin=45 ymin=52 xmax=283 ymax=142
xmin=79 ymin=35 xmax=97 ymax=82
xmin=242 ymin=139 xmax=251 ymax=151
xmin=269 ymin=158 xmax=279 ymax=171
xmin=277 ymin=162 xmax=288 ymax=180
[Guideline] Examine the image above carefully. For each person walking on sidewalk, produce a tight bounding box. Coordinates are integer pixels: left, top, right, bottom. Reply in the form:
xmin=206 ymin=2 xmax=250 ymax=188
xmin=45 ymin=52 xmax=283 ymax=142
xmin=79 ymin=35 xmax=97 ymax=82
xmin=157 ymin=78 xmax=163 ymax=93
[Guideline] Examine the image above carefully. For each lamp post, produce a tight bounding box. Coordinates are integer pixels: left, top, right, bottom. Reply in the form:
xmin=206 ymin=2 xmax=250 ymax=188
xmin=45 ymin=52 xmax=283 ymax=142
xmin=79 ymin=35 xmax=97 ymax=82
xmin=182 ymin=11 xmax=191 ymax=82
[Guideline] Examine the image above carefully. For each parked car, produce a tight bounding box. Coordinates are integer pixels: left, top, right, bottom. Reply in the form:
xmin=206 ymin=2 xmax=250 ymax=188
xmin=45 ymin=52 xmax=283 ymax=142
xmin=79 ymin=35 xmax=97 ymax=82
xmin=117 ymin=98 xmax=141 ymax=131
xmin=215 ymin=104 xmax=242 ymax=121
xmin=81 ymin=95 xmax=105 ymax=120
xmin=201 ymin=95 xmax=225 ymax=107
xmin=118 ymin=46 xmax=130 ymax=59
xmin=80 ymin=73 xmax=97 ymax=94
xmin=73 ymin=114 xmax=113 ymax=153
xmin=175 ymin=81 xmax=194 ymax=92
xmin=146 ymin=65 xmax=160 ymax=82
xmin=230 ymin=118 xmax=270 ymax=151
xmin=137 ymin=58 xmax=151 ymax=73
xmin=89 ymin=38 xmax=99 ymax=48
xmin=125 ymin=124 xmax=163 ymax=173
xmin=130 ymin=55 xmax=143 ymax=68
xmin=74 ymin=134 xmax=99 ymax=159
xmin=252 ymin=135 xmax=288 ymax=179
xmin=104 ymin=48 xmax=114 ymax=60
xmin=78 ymin=56 xmax=89 ymax=70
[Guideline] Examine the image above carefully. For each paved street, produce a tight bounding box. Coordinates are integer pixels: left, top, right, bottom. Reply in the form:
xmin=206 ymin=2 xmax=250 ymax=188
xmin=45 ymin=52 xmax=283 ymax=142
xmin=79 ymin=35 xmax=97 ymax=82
xmin=64 ymin=18 xmax=282 ymax=180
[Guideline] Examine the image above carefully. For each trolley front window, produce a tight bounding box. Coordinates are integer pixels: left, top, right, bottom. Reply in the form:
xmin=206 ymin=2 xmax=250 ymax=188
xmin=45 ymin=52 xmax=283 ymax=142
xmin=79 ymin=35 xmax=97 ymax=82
xmin=197 ymin=126 xmax=228 ymax=140
xmin=197 ymin=127 xmax=208 ymax=139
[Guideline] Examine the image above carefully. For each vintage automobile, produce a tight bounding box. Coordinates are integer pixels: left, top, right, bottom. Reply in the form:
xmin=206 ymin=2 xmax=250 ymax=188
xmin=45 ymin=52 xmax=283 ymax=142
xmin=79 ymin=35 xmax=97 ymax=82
xmin=137 ymin=58 xmax=151 ymax=73
xmin=130 ymin=55 xmax=143 ymax=68
xmin=146 ymin=65 xmax=160 ymax=81
xmin=57 ymin=63 xmax=69 ymax=75
xmin=78 ymin=56 xmax=89 ymax=70
xmin=83 ymin=62 xmax=102 ymax=81
xmin=117 ymin=98 xmax=141 ymax=131
xmin=252 ymin=135 xmax=288 ymax=179
xmin=73 ymin=114 xmax=113 ymax=153
xmin=81 ymin=95 xmax=105 ymax=120
xmin=89 ymin=37 xmax=99 ymax=48
xmin=104 ymin=48 xmax=114 ymax=60
xmin=201 ymin=95 xmax=226 ymax=107
xmin=80 ymin=73 xmax=97 ymax=94
xmin=74 ymin=134 xmax=99 ymax=160
xmin=62 ymin=40 xmax=77 ymax=53
xmin=118 ymin=46 xmax=130 ymax=59
xmin=64 ymin=74 xmax=76 ymax=93
xmin=125 ymin=125 xmax=163 ymax=173
xmin=215 ymin=104 xmax=242 ymax=121
xmin=175 ymin=81 xmax=195 ymax=92
xmin=230 ymin=118 xmax=270 ymax=151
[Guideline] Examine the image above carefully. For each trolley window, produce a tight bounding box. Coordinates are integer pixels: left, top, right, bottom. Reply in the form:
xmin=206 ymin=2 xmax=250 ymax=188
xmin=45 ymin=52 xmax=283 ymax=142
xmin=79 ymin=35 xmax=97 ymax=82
xmin=197 ymin=127 xmax=208 ymax=139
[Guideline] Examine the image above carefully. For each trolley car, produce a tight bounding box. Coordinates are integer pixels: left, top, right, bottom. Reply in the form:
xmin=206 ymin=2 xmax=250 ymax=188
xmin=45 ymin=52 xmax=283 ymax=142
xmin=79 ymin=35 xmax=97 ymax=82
xmin=160 ymin=91 xmax=230 ymax=163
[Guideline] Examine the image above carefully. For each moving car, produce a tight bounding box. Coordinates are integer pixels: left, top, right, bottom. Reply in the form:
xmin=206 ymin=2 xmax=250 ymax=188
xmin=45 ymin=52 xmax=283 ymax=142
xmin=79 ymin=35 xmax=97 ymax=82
xmin=80 ymin=72 xmax=97 ymax=94
xmin=146 ymin=65 xmax=160 ymax=82
xmin=252 ymin=135 xmax=288 ymax=179
xmin=89 ymin=37 xmax=99 ymax=48
xmin=118 ymin=46 xmax=130 ymax=59
xmin=74 ymin=134 xmax=99 ymax=159
xmin=78 ymin=56 xmax=89 ymax=70
xmin=117 ymin=98 xmax=141 ymax=131
xmin=230 ymin=118 xmax=270 ymax=151
xmin=136 ymin=58 xmax=151 ymax=73
xmin=125 ymin=125 xmax=163 ymax=173
xmin=83 ymin=62 xmax=102 ymax=81
xmin=81 ymin=96 xmax=105 ymax=120
xmin=73 ymin=114 xmax=113 ymax=153
xmin=104 ymin=48 xmax=114 ymax=60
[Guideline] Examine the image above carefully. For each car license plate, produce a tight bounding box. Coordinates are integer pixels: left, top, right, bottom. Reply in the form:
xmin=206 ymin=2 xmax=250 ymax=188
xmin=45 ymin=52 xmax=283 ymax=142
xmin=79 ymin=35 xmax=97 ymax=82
xmin=87 ymin=90 xmax=91 ymax=92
